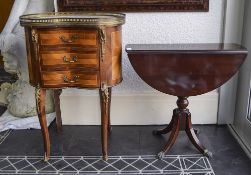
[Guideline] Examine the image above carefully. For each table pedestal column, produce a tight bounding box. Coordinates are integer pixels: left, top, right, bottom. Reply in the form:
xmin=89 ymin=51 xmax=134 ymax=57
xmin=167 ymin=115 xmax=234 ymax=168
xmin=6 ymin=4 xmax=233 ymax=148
xmin=153 ymin=97 xmax=212 ymax=159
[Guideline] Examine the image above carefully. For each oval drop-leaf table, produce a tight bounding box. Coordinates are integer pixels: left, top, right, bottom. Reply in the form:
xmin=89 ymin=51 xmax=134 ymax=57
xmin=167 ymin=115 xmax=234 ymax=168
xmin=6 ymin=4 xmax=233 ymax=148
xmin=126 ymin=43 xmax=248 ymax=159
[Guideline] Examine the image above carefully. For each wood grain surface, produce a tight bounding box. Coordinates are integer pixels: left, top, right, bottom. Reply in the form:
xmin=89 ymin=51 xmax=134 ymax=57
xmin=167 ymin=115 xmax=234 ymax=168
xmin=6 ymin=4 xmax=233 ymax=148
xmin=58 ymin=0 xmax=209 ymax=12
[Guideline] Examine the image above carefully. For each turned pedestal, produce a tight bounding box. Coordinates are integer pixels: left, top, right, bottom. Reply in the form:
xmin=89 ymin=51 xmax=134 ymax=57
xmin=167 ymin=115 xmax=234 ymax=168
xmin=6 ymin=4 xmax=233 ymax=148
xmin=153 ymin=97 xmax=211 ymax=159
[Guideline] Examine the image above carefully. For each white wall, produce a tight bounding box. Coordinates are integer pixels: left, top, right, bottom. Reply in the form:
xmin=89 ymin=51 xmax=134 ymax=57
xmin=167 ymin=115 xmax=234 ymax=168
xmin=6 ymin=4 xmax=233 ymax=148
xmin=61 ymin=0 xmax=224 ymax=125
xmin=232 ymin=0 xmax=251 ymax=158
xmin=218 ymin=0 xmax=245 ymax=124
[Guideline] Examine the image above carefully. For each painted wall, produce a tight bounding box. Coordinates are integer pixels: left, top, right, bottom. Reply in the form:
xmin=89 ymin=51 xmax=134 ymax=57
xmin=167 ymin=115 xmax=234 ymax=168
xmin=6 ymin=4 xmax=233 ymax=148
xmin=61 ymin=0 xmax=224 ymax=125
xmin=218 ymin=0 xmax=245 ymax=124
xmin=233 ymin=0 xmax=251 ymax=157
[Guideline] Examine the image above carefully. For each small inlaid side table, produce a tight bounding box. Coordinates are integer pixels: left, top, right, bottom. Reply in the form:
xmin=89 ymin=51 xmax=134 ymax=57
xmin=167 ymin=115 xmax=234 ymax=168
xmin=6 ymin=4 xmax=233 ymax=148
xmin=20 ymin=12 xmax=125 ymax=161
xmin=126 ymin=44 xmax=247 ymax=158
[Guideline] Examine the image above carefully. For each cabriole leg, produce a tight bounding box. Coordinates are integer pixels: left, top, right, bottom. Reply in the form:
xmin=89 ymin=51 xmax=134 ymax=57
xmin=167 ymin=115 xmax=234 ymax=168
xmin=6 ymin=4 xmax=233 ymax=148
xmin=99 ymin=86 xmax=111 ymax=161
xmin=54 ymin=89 xmax=62 ymax=132
xmin=107 ymin=87 xmax=112 ymax=133
xmin=35 ymin=87 xmax=50 ymax=162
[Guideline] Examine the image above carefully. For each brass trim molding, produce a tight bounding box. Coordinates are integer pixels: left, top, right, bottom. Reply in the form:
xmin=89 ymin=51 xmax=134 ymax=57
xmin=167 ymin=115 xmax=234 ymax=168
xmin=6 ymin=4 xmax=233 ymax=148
xmin=99 ymin=27 xmax=106 ymax=61
xmin=101 ymin=84 xmax=109 ymax=103
xmin=20 ymin=12 xmax=125 ymax=27
xmin=31 ymin=29 xmax=38 ymax=43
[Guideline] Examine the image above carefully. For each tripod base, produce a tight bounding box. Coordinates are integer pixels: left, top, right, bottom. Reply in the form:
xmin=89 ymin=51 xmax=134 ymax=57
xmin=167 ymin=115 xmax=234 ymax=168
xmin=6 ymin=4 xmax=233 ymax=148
xmin=153 ymin=97 xmax=212 ymax=159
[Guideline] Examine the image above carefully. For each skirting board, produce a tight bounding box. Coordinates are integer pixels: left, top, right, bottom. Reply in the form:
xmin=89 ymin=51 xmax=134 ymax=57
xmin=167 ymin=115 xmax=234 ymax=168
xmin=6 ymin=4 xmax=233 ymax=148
xmin=61 ymin=91 xmax=218 ymax=125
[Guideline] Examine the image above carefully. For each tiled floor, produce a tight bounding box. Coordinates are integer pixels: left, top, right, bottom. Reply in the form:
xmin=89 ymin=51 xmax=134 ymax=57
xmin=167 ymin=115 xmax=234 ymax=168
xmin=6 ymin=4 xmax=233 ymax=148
xmin=0 ymin=124 xmax=250 ymax=174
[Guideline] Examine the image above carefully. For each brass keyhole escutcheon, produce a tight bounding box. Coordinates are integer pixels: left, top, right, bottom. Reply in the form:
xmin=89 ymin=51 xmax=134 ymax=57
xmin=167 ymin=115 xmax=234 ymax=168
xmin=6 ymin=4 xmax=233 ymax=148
xmin=63 ymin=75 xmax=80 ymax=83
xmin=63 ymin=56 xmax=78 ymax=63
xmin=59 ymin=34 xmax=79 ymax=43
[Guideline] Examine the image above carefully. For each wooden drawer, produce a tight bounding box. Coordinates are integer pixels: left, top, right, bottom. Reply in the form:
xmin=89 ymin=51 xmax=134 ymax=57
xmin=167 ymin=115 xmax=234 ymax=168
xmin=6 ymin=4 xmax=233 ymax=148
xmin=41 ymin=71 xmax=99 ymax=88
xmin=39 ymin=29 xmax=97 ymax=46
xmin=40 ymin=51 xmax=99 ymax=69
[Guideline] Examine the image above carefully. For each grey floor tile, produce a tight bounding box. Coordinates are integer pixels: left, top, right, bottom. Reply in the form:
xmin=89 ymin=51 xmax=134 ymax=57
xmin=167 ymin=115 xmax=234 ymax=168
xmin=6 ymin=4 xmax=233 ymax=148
xmin=0 ymin=124 xmax=250 ymax=174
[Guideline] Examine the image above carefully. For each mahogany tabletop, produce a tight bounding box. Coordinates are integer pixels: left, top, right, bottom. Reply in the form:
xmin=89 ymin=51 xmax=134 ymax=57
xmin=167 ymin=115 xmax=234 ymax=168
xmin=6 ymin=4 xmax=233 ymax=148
xmin=126 ymin=43 xmax=248 ymax=96
xmin=126 ymin=43 xmax=247 ymax=53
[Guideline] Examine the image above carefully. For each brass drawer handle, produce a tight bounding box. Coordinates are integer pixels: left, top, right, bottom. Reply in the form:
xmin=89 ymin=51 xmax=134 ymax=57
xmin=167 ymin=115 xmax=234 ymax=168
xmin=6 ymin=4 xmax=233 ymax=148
xmin=63 ymin=56 xmax=78 ymax=63
xmin=63 ymin=75 xmax=79 ymax=83
xmin=59 ymin=34 xmax=79 ymax=43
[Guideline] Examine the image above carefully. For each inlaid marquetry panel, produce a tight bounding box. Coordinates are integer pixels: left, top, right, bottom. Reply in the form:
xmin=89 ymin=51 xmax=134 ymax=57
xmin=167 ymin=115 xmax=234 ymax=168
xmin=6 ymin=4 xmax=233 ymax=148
xmin=41 ymin=71 xmax=99 ymax=88
xmin=39 ymin=29 xmax=97 ymax=46
xmin=40 ymin=51 xmax=98 ymax=69
xmin=111 ymin=30 xmax=122 ymax=82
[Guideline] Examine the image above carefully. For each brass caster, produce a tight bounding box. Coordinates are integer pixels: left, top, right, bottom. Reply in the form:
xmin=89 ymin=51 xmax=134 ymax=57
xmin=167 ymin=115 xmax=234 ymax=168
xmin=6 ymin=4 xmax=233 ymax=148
xmin=156 ymin=151 xmax=165 ymax=160
xmin=103 ymin=155 xmax=108 ymax=161
xmin=203 ymin=149 xmax=213 ymax=158
xmin=44 ymin=153 xmax=49 ymax=162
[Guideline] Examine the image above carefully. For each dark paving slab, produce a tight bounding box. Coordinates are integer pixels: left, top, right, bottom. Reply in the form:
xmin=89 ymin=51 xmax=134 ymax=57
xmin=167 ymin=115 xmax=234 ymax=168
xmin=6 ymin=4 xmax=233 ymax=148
xmin=0 ymin=124 xmax=250 ymax=175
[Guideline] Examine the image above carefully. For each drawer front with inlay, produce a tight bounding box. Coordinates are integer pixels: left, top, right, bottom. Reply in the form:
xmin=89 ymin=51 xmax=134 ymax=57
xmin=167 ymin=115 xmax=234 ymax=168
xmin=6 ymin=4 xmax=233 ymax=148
xmin=41 ymin=71 xmax=99 ymax=88
xmin=40 ymin=51 xmax=99 ymax=69
xmin=39 ymin=29 xmax=98 ymax=46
